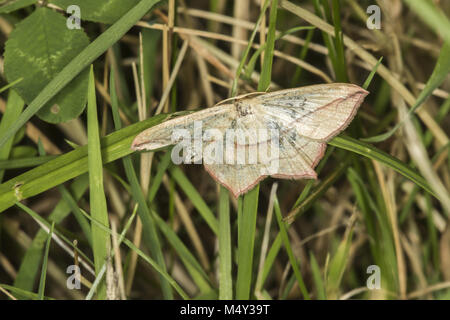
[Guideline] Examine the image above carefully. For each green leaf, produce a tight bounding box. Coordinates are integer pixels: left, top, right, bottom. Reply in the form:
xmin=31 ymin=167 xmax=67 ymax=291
xmin=4 ymin=8 xmax=90 ymax=123
xmin=0 ymin=0 xmax=163 ymax=149
xmin=50 ymin=0 xmax=140 ymax=24
xmin=87 ymin=66 xmax=110 ymax=299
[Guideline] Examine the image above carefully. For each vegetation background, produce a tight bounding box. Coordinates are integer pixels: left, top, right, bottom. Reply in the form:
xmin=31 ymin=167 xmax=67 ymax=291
xmin=0 ymin=0 xmax=449 ymax=300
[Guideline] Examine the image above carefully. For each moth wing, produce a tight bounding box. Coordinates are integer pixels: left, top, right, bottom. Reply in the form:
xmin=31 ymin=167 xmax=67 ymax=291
xmin=271 ymin=128 xmax=326 ymax=179
xmin=204 ymin=127 xmax=326 ymax=197
xmin=131 ymin=104 xmax=235 ymax=151
xmin=204 ymin=163 xmax=267 ymax=197
xmin=200 ymin=109 xmax=269 ymax=196
xmin=251 ymin=83 xmax=368 ymax=141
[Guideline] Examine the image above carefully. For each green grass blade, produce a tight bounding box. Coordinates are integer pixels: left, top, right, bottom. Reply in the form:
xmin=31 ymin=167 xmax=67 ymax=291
xmin=37 ymin=222 xmax=54 ymax=300
xmin=326 ymin=222 xmax=354 ymax=299
xmin=87 ymin=66 xmax=110 ymax=299
xmin=78 ymin=207 xmax=188 ymax=299
xmin=59 ymin=186 xmax=92 ymax=246
xmin=291 ymin=27 xmax=315 ymax=86
xmin=153 ymin=212 xmax=212 ymax=294
xmin=261 ymin=233 xmax=282 ymax=288
xmin=363 ymin=41 xmax=450 ymax=143
xmin=274 ymin=198 xmax=310 ymax=299
xmin=36 ymin=140 xmax=93 ymax=248
xmin=218 ymin=186 xmax=232 ymax=299
xmin=86 ymin=207 xmax=137 ymax=300
xmin=0 ymin=90 xmax=24 ymax=182
xmin=285 ymin=158 xmax=349 ymax=224
xmin=148 ymin=152 xmax=172 ymax=202
xmin=15 ymin=202 xmax=94 ymax=267
xmin=245 ymin=26 xmax=314 ymax=81
xmin=331 ymin=0 xmax=347 ymax=82
xmin=230 ymin=0 xmax=271 ymax=96
xmin=346 ymin=168 xmax=398 ymax=295
xmin=404 ymin=0 xmax=450 ymax=44
xmin=292 ymin=146 xmax=336 ymax=209
xmin=329 ymin=136 xmax=436 ymax=197
xmin=258 ymin=0 xmax=278 ymax=91
xmin=0 ymin=113 xmax=170 ymax=212
xmin=0 ymin=284 xmax=54 ymax=300
xmin=235 ymin=186 xmax=259 ymax=299
xmin=309 ymin=252 xmax=326 ymax=300
xmin=313 ymin=0 xmax=337 ymax=74
xmin=14 ymin=175 xmax=90 ymax=290
xmin=170 ymin=166 xmax=219 ymax=234
xmin=362 ymin=57 xmax=383 ymax=90
xmin=424 ymin=97 xmax=450 ymax=146
xmin=0 ymin=155 xmax=58 ymax=170
xmin=110 ymin=68 xmax=173 ymax=299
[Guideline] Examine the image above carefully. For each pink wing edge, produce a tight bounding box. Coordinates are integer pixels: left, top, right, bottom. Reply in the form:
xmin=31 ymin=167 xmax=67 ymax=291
xmin=312 ymin=85 xmax=369 ymax=142
xmin=204 ymin=142 xmax=327 ymax=198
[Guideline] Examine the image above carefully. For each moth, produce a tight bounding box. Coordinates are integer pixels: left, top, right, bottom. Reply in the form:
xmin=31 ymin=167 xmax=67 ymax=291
xmin=132 ymin=83 xmax=368 ymax=197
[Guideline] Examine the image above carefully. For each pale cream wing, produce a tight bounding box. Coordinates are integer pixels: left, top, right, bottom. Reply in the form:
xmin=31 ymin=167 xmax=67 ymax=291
xmin=271 ymin=128 xmax=326 ymax=179
xmin=204 ymin=163 xmax=267 ymax=197
xmin=202 ymin=109 xmax=275 ymax=196
xmin=251 ymin=83 xmax=368 ymax=141
xmin=204 ymin=125 xmax=326 ymax=197
xmin=131 ymin=104 xmax=236 ymax=151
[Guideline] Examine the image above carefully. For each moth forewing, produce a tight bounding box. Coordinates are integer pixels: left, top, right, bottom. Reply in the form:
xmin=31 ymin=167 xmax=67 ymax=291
xmin=251 ymin=83 xmax=368 ymax=142
xmin=131 ymin=104 xmax=235 ymax=151
xmin=131 ymin=83 xmax=368 ymax=197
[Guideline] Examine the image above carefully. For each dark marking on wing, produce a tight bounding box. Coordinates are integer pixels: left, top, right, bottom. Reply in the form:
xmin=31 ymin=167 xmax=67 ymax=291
xmin=236 ymin=101 xmax=253 ymax=117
